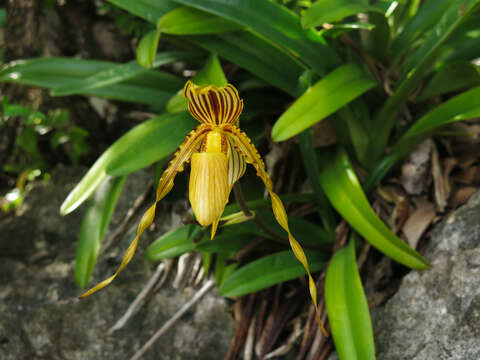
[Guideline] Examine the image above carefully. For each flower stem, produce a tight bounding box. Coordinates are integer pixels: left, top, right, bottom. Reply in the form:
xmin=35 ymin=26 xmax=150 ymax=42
xmin=233 ymin=182 xmax=289 ymax=243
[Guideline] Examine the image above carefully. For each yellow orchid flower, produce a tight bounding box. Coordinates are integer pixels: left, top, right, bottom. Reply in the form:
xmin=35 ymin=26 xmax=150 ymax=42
xmin=79 ymin=81 xmax=326 ymax=335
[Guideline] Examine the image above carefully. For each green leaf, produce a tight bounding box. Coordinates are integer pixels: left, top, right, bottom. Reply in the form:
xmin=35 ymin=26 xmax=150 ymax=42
xmin=401 ymin=1 xmax=480 ymax=75
xmin=333 ymin=103 xmax=372 ymax=166
xmin=325 ymin=239 xmax=375 ymax=360
xmin=167 ymin=53 xmax=227 ymax=113
xmin=253 ymin=211 xmax=335 ymax=247
xmin=272 ymin=63 xmax=376 ymax=141
xmin=158 ymin=6 xmax=243 ymax=34
xmin=319 ymin=147 xmax=430 ymax=269
xmin=106 ymin=0 xmax=177 ymax=24
xmin=195 ymin=231 xmax=252 ymax=253
xmin=0 ymin=57 xmax=183 ymax=106
xmin=365 ymin=86 xmax=480 ymax=191
xmin=136 ymin=29 xmax=162 ymax=69
xmin=390 ymin=0 xmax=451 ymax=63
xmin=0 ymin=9 xmax=6 ymax=28
xmin=223 ymin=193 xmax=316 ymax=216
xmin=106 ymin=111 xmax=197 ymax=176
xmin=3 ymin=104 xmax=30 ymax=117
xmin=298 ymin=130 xmax=336 ymax=232
xmin=302 ymin=0 xmax=382 ymax=28
xmin=190 ymin=32 xmax=303 ymax=96
xmin=215 ymin=252 xmax=237 ymax=287
xmin=444 ymin=37 xmax=480 ymax=64
xmin=60 ymin=111 xmax=197 ymax=215
xmin=219 ymin=250 xmax=327 ymax=297
xmin=371 ymin=0 xmax=480 ymax=160
xmin=193 ymin=53 xmax=227 ymax=87
xmin=405 ymin=86 xmax=480 ymax=136
xmin=364 ymin=12 xmax=390 ymax=61
xmin=51 ymin=51 xmax=197 ymax=96
xmin=418 ymin=62 xmax=480 ymax=101
xmin=145 ymin=224 xmax=202 ymax=261
xmin=319 ymin=22 xmax=376 ymax=39
xmin=175 ymin=0 xmax=340 ymax=75
xmin=75 ymin=176 xmax=126 ymax=288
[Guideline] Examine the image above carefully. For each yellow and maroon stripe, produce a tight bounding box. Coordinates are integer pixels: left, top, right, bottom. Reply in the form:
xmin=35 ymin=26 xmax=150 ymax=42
xmin=183 ymin=81 xmax=244 ymax=125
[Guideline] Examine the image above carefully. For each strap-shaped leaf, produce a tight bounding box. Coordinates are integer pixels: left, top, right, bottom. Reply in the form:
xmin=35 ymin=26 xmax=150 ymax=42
xmin=272 ymin=63 xmax=376 ymax=141
xmin=219 ymin=250 xmax=327 ymax=297
xmin=418 ymin=62 xmax=480 ymax=101
xmin=0 ymin=57 xmax=183 ymax=105
xmin=325 ymin=239 xmax=375 ymax=360
xmin=75 ymin=176 xmax=126 ymax=288
xmin=175 ymin=0 xmax=340 ymax=74
xmin=319 ymin=147 xmax=430 ymax=269
xmin=158 ymin=6 xmax=243 ymax=34
xmin=106 ymin=0 xmax=177 ymax=24
xmin=145 ymin=224 xmax=202 ymax=261
xmin=371 ymin=0 xmax=480 ymax=159
xmin=365 ymin=86 xmax=480 ymax=191
xmin=52 ymin=51 xmax=197 ymax=96
xmin=302 ymin=0 xmax=382 ymax=28
xmin=189 ymin=32 xmax=303 ymax=96
xmin=60 ymin=111 xmax=197 ymax=215
xmin=136 ymin=29 xmax=162 ymax=69
xmin=390 ymin=0 xmax=452 ymax=63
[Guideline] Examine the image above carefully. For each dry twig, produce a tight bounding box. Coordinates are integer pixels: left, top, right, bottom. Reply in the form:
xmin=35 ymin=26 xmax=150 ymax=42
xmin=109 ymin=263 xmax=165 ymax=334
xmin=130 ymin=279 xmax=215 ymax=360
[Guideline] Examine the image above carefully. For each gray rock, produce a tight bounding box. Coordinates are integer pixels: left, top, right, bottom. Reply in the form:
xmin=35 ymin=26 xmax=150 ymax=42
xmin=373 ymin=191 xmax=480 ymax=360
xmin=0 ymin=165 xmax=235 ymax=360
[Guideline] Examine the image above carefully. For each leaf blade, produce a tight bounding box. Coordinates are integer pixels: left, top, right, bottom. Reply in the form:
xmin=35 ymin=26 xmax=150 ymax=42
xmin=175 ymin=0 xmax=340 ymax=74
xmin=302 ymin=0 xmax=382 ymax=28
xmin=60 ymin=111 xmax=197 ymax=215
xmin=51 ymin=51 xmax=197 ymax=96
xmin=158 ymin=6 xmax=243 ymax=34
xmin=75 ymin=176 xmax=126 ymax=288
xmin=272 ymin=63 xmax=376 ymax=141
xmin=319 ymin=147 xmax=429 ymax=269
xmin=145 ymin=224 xmax=202 ymax=261
xmin=219 ymin=250 xmax=327 ymax=297
xmin=325 ymin=239 xmax=376 ymax=360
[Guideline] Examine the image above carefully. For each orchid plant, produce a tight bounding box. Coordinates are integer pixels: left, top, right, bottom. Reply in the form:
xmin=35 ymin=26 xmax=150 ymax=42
xmin=2 ymin=0 xmax=480 ymax=358
xmin=78 ymin=80 xmax=326 ymax=333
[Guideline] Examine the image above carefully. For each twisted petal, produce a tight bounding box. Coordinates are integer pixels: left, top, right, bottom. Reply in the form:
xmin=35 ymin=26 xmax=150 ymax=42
xmin=224 ymin=124 xmax=328 ymax=336
xmin=79 ymin=124 xmax=210 ymax=298
xmin=183 ymin=80 xmax=243 ymax=125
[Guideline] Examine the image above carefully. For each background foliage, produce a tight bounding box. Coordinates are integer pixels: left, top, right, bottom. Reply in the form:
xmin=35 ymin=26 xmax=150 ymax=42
xmin=2 ymin=0 xmax=480 ymax=358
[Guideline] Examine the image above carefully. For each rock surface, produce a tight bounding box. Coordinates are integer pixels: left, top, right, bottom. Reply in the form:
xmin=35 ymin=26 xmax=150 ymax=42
xmin=0 ymin=166 xmax=235 ymax=360
xmin=373 ymin=191 xmax=480 ymax=360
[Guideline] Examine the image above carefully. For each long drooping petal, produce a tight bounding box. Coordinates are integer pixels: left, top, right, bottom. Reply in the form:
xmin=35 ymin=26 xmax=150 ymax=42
xmin=183 ymin=80 xmax=243 ymax=125
xmin=79 ymin=124 xmax=210 ymax=299
xmin=224 ymin=124 xmax=328 ymax=336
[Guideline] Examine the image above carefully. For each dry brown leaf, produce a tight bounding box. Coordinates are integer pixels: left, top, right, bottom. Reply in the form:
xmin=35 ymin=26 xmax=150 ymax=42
xmin=454 ymin=166 xmax=480 ymax=185
xmin=376 ymin=185 xmax=409 ymax=233
xmin=393 ymin=199 xmax=410 ymax=233
xmin=431 ymin=142 xmax=452 ymax=212
xmin=312 ymin=120 xmax=337 ymax=148
xmin=401 ymin=140 xmax=432 ymax=194
xmin=402 ymin=200 xmax=436 ymax=249
xmin=452 ymin=186 xmax=478 ymax=208
xmin=377 ymin=185 xmax=406 ymax=204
